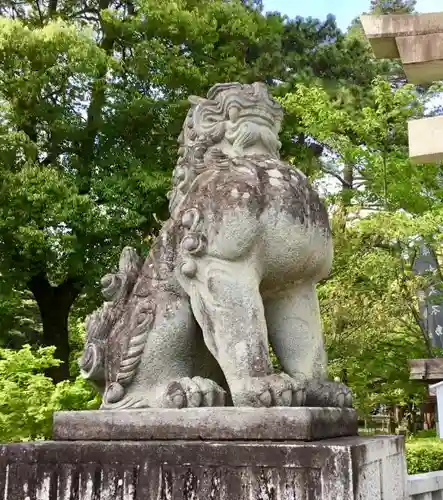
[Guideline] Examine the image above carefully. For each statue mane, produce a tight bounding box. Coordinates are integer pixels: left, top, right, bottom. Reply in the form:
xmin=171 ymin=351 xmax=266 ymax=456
xmin=168 ymin=82 xmax=284 ymax=215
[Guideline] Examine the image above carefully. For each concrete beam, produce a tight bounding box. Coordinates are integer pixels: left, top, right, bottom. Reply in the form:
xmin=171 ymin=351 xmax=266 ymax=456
xmin=408 ymin=116 xmax=443 ymax=164
xmin=360 ymin=13 xmax=443 ymax=59
xmin=409 ymin=358 xmax=443 ymax=381
xmin=361 ymin=13 xmax=443 ymax=163
xmin=408 ymin=471 xmax=443 ymax=498
xmin=396 ymin=33 xmax=443 ymax=83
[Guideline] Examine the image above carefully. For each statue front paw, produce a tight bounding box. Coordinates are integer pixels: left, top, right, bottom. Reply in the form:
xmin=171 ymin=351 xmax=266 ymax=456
xmin=157 ymin=377 xmax=227 ymax=408
xmin=304 ymin=380 xmax=353 ymax=408
xmin=229 ymin=374 xmax=306 ymax=408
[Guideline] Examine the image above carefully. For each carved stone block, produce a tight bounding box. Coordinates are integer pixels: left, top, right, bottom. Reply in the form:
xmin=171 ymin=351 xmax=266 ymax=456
xmin=360 ymin=13 xmax=443 ymax=59
xmin=396 ymin=33 xmax=443 ymax=83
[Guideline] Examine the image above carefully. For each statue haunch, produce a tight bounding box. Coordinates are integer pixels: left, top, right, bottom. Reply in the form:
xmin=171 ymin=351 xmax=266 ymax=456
xmin=79 ymin=82 xmax=352 ymax=410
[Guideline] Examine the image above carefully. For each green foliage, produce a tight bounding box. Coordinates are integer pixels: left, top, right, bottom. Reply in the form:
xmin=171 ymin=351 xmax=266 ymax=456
xmin=370 ymin=0 xmax=416 ymax=15
xmin=413 ymin=429 xmax=437 ymax=439
xmin=279 ymin=78 xmax=443 ymax=212
xmin=280 ymin=77 xmax=443 ymax=416
xmin=0 ymin=0 xmax=378 ymax=291
xmin=0 ymin=280 xmax=41 ymax=348
xmin=406 ymin=437 xmax=443 ymax=474
xmin=68 ymin=317 xmax=87 ymax=377
xmin=0 ymin=0 xmax=441 ymax=439
xmin=0 ymin=345 xmax=99 ymax=442
xmin=0 ymin=0 xmax=381 ymax=377
xmin=321 ymin=216 xmax=428 ymax=415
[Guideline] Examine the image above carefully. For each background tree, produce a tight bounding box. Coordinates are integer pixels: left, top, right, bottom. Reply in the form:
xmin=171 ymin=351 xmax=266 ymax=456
xmin=280 ymin=77 xmax=443 ymax=420
xmin=1 ymin=0 xmax=442 ymax=440
xmin=369 ymin=0 xmax=416 ymax=14
xmin=0 ymin=0 xmax=283 ymax=381
xmin=0 ymin=281 xmax=41 ymax=348
xmin=0 ymin=345 xmax=99 ymax=442
xmin=0 ymin=0 xmax=380 ymax=382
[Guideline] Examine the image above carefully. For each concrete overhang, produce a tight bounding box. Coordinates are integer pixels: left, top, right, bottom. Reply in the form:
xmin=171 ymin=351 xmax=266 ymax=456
xmin=360 ymin=13 xmax=443 ymax=59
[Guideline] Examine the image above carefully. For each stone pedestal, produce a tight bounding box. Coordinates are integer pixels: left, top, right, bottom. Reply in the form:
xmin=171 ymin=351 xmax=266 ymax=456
xmin=0 ymin=435 xmax=407 ymax=499
xmin=0 ymin=408 xmax=408 ymax=499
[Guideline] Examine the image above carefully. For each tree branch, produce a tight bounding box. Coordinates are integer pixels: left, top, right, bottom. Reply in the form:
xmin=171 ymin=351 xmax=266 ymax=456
xmin=396 ymin=242 xmax=434 ymax=357
xmin=48 ymin=0 xmax=57 ymax=17
xmin=319 ymin=163 xmax=353 ymax=188
xmin=34 ymin=0 xmax=44 ymax=24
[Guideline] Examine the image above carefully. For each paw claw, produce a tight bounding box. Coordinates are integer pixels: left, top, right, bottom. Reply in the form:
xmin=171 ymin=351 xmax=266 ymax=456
xmin=336 ymin=393 xmax=345 ymax=407
xmin=304 ymin=380 xmax=353 ymax=408
xmin=164 ymin=381 xmax=186 ymax=409
xmin=191 ymin=376 xmax=226 ymax=407
xmin=345 ymin=392 xmax=353 ymax=407
xmin=160 ymin=377 xmax=226 ymax=408
xmin=180 ymin=377 xmax=203 ymax=407
xmin=292 ymin=387 xmax=306 ymax=407
xmin=281 ymin=389 xmax=293 ymax=406
xmin=215 ymin=390 xmax=226 ymax=407
xmin=230 ymin=374 xmax=307 ymax=407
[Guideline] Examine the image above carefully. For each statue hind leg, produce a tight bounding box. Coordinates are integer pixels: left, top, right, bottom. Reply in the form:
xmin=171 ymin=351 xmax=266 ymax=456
xmin=100 ymin=294 xmax=227 ymax=409
xmin=264 ymin=281 xmax=352 ymax=407
xmin=178 ymin=257 xmax=306 ymax=407
xmin=193 ymin=323 xmax=231 ymax=397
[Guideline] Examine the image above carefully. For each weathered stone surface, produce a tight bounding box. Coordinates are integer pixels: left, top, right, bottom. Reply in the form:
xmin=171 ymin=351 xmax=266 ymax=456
xmin=408 ymin=116 xmax=443 ymax=164
xmin=79 ymin=81 xmax=352 ymax=412
xmin=0 ymin=436 xmax=407 ymax=499
xmin=53 ymin=407 xmax=358 ymax=442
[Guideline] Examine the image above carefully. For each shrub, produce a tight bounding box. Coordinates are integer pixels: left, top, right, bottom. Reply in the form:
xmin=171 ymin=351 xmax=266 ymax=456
xmin=0 ymin=345 xmax=100 ymax=442
xmin=412 ymin=429 xmax=437 ymax=440
xmin=406 ymin=438 xmax=443 ymax=474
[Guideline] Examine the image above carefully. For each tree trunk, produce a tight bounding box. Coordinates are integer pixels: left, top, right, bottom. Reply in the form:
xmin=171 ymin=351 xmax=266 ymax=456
xmin=28 ymin=273 xmax=83 ymax=383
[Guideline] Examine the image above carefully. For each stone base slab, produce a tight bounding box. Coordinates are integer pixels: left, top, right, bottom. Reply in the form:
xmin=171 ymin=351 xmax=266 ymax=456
xmin=53 ymin=407 xmax=358 ymax=441
xmin=0 ymin=436 xmax=407 ymax=499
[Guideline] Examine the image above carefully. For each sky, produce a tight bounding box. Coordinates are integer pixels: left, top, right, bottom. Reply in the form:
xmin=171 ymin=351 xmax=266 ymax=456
xmin=262 ymin=0 xmax=443 ymax=30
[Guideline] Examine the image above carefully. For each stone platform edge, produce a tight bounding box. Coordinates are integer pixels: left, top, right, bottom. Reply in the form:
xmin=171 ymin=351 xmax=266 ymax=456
xmin=53 ymin=406 xmax=357 ymax=441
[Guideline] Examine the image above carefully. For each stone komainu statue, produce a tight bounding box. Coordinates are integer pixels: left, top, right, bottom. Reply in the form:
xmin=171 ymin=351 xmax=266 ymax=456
xmin=79 ymin=82 xmax=352 ymax=409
